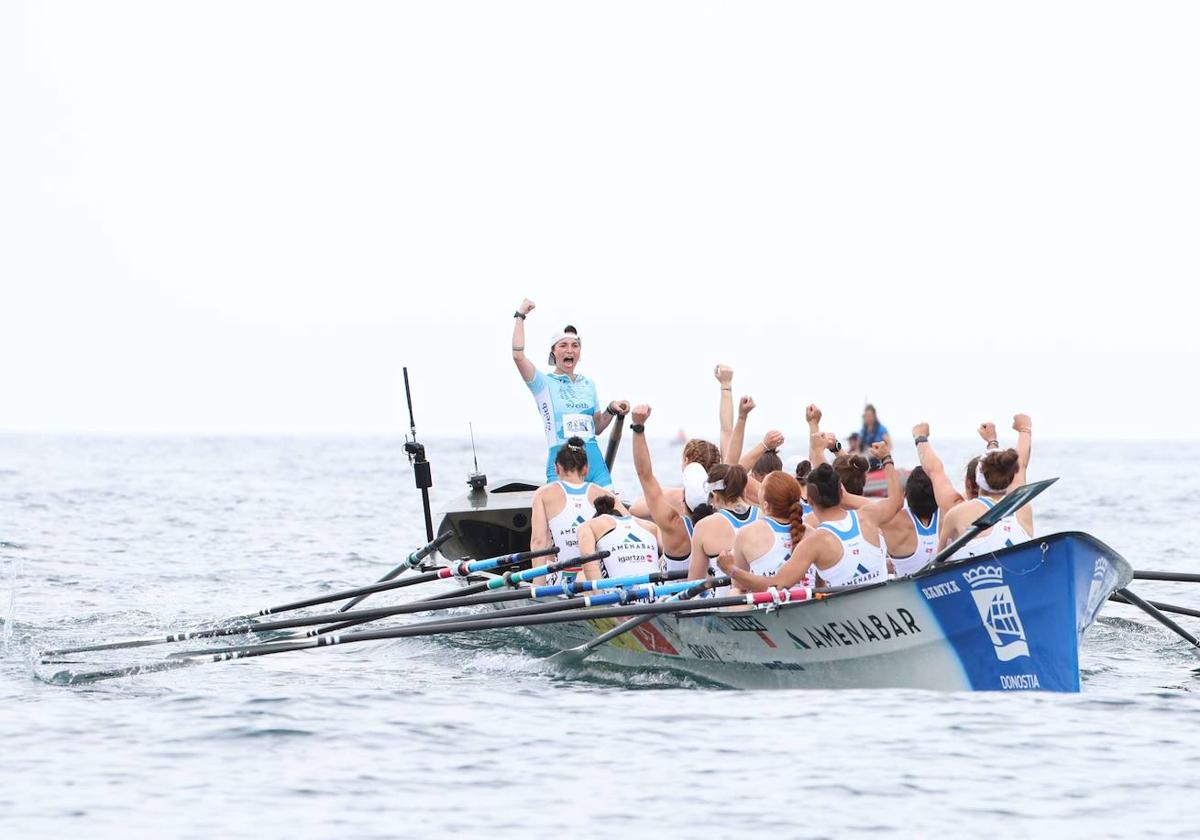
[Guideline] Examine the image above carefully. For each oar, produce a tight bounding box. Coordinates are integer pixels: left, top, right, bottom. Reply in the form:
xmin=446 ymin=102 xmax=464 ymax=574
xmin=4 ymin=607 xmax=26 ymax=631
xmin=1109 ymin=592 xmax=1200 ymax=620
xmin=545 ymin=576 xmax=721 ymax=665
xmin=1131 ymin=571 xmax=1200 ymax=584
xmin=1114 ymin=588 xmax=1200 ymax=650
xmin=39 ymin=547 xmax=558 ymax=658
xmin=154 ymin=552 xmax=624 ymax=662
xmin=310 ymin=568 xmax=688 ymax=637
xmin=604 ymin=413 xmax=626 ymax=473
xmin=926 ymin=477 xmax=1058 ymax=569
xmin=339 ymin=531 xmax=454 ymax=611
xmin=255 ymin=546 xmax=560 ymax=616
xmin=177 ymin=576 xmax=707 ymax=659
xmin=54 ymin=583 xmax=819 ymax=684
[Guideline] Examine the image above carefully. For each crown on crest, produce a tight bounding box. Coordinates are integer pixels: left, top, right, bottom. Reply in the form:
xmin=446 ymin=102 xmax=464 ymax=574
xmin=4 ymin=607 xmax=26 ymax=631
xmin=962 ymin=565 xmax=1005 ymax=588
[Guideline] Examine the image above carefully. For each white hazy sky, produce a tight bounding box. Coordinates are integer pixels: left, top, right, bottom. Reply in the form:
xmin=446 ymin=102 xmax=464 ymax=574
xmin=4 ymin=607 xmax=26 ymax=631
xmin=2 ymin=2 xmax=1198 ymax=441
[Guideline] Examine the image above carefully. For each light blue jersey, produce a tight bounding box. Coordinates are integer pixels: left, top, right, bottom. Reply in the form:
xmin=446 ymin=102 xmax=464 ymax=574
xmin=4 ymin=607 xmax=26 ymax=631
xmin=526 ymin=369 xmax=613 ymax=488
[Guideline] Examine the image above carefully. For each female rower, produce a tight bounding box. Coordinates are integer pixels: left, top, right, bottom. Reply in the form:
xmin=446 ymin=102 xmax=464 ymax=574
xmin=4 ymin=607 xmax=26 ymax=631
xmin=833 ymin=452 xmax=871 ymax=495
xmin=717 ymin=444 xmax=898 ymax=591
xmin=627 ymin=404 xmax=695 ymax=574
xmin=577 ymin=496 xmax=662 ymax=583
xmin=724 ymin=471 xmax=806 ymax=581
xmin=913 ymin=415 xmax=1032 ymax=513
xmin=937 ymin=448 xmax=1033 ymax=560
xmin=686 ymin=463 xmax=760 ymax=595
xmin=627 ymin=436 xmax=720 ymax=521
xmin=510 ymin=298 xmax=629 ymax=488
xmin=877 ymin=466 xmax=940 ymax=577
xmin=529 ymin=437 xmax=625 ymax=585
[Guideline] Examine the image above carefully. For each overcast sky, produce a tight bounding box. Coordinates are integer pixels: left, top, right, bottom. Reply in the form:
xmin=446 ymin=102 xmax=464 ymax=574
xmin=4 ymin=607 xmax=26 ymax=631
xmin=3 ymin=2 xmax=1197 ymax=441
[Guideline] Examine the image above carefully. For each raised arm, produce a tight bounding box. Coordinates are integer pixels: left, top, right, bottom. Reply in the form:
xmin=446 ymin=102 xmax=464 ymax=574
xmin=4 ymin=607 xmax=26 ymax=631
xmin=1013 ymin=414 xmax=1032 ymax=486
xmin=511 ymin=298 xmax=536 ymax=382
xmin=860 ymin=442 xmax=904 ymax=525
xmin=913 ymin=422 xmax=964 ymax=513
xmin=631 ymin=405 xmax=683 ymax=528
xmin=725 ymin=396 xmax=755 ymax=464
xmin=716 ymin=365 xmax=734 ymax=458
xmin=806 ymin=404 xmax=824 ymax=465
xmin=739 ymin=430 xmax=784 ymax=472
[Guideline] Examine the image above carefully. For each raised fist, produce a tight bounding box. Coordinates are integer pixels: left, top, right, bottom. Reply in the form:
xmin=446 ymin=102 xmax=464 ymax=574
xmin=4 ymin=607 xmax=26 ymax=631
xmin=632 ymin=404 xmax=652 ymax=425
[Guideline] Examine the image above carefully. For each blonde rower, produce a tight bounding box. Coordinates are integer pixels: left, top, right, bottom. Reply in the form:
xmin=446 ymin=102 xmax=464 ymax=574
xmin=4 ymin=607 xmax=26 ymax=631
xmin=529 ymin=437 xmax=625 ymax=585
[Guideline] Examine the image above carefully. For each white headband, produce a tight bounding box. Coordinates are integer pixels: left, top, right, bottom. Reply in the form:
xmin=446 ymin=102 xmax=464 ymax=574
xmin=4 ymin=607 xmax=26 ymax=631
xmin=975 ymin=460 xmax=1002 ymax=494
xmin=703 ymin=479 xmax=726 ymax=494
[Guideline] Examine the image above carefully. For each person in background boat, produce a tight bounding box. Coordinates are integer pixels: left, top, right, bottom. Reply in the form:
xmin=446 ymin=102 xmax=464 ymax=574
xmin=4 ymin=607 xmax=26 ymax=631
xmin=877 ymin=466 xmax=940 ymax=577
xmin=913 ymin=415 xmax=1032 ymax=513
xmin=686 ymin=463 xmax=760 ymax=596
xmin=722 ymin=471 xmax=806 ymax=586
xmin=718 ymin=443 xmax=897 ymax=591
xmin=510 ymin=298 xmax=628 ymax=489
xmin=577 ymin=495 xmax=662 ymax=584
xmin=529 ymin=437 xmax=625 ymax=586
xmin=860 ymin=404 xmax=891 ymax=450
xmin=627 ymin=404 xmax=696 ymax=574
xmin=938 ymin=447 xmax=1033 ymax=560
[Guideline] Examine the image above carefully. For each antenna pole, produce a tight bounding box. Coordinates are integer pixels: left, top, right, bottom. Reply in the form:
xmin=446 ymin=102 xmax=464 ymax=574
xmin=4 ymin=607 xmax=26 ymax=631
xmin=402 ymin=367 xmax=435 ymax=542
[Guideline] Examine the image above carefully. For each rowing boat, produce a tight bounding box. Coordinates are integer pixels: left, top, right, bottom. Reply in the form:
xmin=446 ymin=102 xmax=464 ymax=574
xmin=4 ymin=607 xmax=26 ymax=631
xmin=435 ymin=479 xmax=1132 ymax=692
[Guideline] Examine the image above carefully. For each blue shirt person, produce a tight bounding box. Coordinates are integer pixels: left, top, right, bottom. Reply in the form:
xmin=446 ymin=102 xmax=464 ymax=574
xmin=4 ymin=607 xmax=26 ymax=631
xmin=510 ymin=299 xmax=629 ymax=488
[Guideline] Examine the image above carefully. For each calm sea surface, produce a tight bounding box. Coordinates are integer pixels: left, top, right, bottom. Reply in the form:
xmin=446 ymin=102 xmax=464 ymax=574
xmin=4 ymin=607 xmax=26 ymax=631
xmin=2 ymin=434 xmax=1199 ymax=838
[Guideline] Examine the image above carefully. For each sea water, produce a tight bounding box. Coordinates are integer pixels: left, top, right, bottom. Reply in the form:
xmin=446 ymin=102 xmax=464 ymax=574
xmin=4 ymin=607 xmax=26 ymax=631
xmin=2 ymin=434 xmax=1198 ymax=838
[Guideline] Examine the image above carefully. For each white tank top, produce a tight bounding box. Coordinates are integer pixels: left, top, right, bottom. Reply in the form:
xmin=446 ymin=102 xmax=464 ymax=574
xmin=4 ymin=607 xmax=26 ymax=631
xmin=596 ymin=516 xmax=661 ymax=580
xmin=748 ymin=517 xmax=794 ymax=576
xmin=815 ymin=510 xmax=887 ymax=587
xmin=949 ymin=497 xmax=1032 ymax=561
xmin=890 ymin=506 xmax=940 ymax=577
xmin=705 ymin=505 xmax=761 ymax=596
xmin=546 ymin=480 xmax=595 ymax=584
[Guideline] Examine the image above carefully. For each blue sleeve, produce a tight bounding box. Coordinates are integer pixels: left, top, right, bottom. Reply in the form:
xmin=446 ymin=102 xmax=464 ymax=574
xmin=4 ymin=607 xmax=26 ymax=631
xmin=526 ymin=369 xmax=546 ymax=394
xmin=879 ymin=423 xmax=890 ymax=436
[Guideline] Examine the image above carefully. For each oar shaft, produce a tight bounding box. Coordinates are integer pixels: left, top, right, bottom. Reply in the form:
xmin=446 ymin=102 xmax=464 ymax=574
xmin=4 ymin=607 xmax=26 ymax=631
xmin=1132 ymin=571 xmax=1200 ymax=584
xmin=1109 ymin=592 xmax=1200 ymax=620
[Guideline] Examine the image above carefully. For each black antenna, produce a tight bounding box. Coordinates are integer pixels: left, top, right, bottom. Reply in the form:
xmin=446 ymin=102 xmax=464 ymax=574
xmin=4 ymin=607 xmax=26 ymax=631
xmin=402 ymin=367 xmax=434 ymax=541
xmin=467 ymin=421 xmax=487 ymax=494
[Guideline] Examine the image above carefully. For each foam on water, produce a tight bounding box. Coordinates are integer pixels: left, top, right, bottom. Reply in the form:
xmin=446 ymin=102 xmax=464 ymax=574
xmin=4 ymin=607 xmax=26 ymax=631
xmin=2 ymin=434 xmax=1200 ymax=837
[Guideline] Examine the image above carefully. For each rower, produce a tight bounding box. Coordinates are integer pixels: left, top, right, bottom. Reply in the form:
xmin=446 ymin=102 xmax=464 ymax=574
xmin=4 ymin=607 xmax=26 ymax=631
xmin=577 ymin=496 xmax=662 ymax=584
xmin=625 ymin=404 xmax=696 ymax=574
xmin=718 ymin=445 xmax=898 ymax=592
xmin=877 ymin=466 xmax=940 ymax=577
xmin=510 ymin=297 xmax=629 ymax=488
xmin=686 ymin=463 xmax=760 ymax=596
xmin=938 ymin=448 xmax=1033 ymax=560
xmin=833 ymin=452 xmax=871 ymax=495
xmin=914 ymin=415 xmax=1032 ymax=514
xmin=627 ymin=437 xmax=720 ymax=521
xmin=725 ymin=471 xmax=806 ymax=581
xmin=529 ymin=437 xmax=624 ymax=586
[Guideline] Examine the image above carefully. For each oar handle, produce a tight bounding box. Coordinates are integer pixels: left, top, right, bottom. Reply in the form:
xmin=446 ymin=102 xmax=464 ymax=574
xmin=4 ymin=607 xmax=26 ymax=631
xmin=486 ymin=550 xmax=611 ymax=590
xmin=440 ymin=546 xmax=561 ymax=579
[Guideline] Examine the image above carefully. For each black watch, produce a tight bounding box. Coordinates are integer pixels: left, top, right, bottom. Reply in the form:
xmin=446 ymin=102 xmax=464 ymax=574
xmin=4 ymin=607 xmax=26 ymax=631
xmin=513 ymin=311 xmax=527 ymax=320
xmin=630 ymin=423 xmax=646 ymax=434
xmin=913 ymin=435 xmax=929 ymax=446
xmin=606 ymin=405 xmax=619 ymax=417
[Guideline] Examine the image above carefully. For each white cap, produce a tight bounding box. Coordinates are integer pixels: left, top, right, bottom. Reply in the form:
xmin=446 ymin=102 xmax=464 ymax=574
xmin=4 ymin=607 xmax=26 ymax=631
xmin=683 ymin=462 xmax=709 ymax=511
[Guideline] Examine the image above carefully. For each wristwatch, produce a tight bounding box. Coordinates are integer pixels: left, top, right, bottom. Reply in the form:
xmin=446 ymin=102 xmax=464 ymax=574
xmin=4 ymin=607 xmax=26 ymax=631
xmin=513 ymin=311 xmax=527 ymax=320
xmin=913 ymin=435 xmax=929 ymax=446
xmin=630 ymin=424 xmax=646 ymax=434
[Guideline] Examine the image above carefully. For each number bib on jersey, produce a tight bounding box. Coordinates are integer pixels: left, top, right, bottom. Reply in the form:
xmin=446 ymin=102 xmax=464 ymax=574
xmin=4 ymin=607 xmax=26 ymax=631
xmin=561 ymin=413 xmax=595 ymax=440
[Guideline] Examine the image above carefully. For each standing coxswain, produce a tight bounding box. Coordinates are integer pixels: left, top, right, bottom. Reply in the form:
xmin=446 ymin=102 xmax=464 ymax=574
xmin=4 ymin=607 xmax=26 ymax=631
xmin=529 ymin=438 xmax=626 ymax=586
xmin=511 ymin=298 xmax=629 ymax=488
